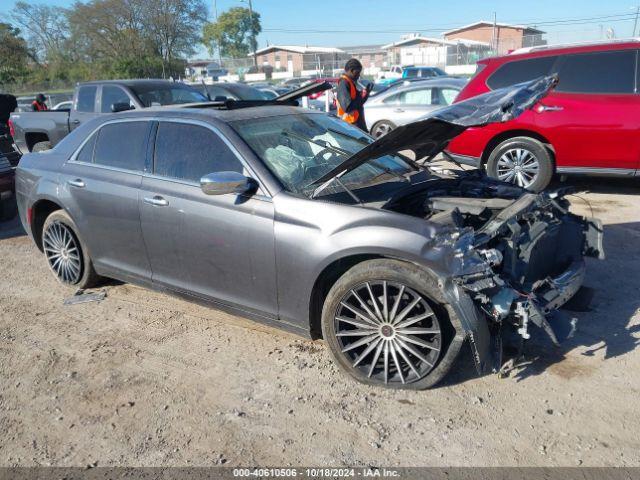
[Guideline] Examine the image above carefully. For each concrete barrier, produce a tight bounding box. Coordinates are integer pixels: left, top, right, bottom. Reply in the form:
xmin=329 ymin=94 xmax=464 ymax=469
xmin=244 ymin=73 xmax=267 ymax=82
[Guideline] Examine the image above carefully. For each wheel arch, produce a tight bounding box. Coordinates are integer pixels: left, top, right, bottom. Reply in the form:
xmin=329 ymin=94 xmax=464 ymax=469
xmin=307 ymin=252 xmax=446 ymax=340
xmin=30 ymin=198 xmax=64 ymax=252
xmin=480 ymin=129 xmax=556 ymax=170
xmin=25 ymin=131 xmax=50 ymax=152
xmin=309 ymin=253 xmax=386 ymax=339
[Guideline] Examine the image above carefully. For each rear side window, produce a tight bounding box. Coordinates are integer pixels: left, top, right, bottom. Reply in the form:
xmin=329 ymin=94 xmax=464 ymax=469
xmin=76 ymin=133 xmax=97 ymax=163
xmin=93 ymin=121 xmax=150 ymax=171
xmin=399 ymin=88 xmax=433 ymax=104
xmin=76 ymin=86 xmax=97 ymax=113
xmin=555 ymin=50 xmax=636 ymax=94
xmin=433 ymin=88 xmax=460 ymax=105
xmin=487 ymin=56 xmax=558 ymax=89
xmin=154 ymin=122 xmax=243 ymax=183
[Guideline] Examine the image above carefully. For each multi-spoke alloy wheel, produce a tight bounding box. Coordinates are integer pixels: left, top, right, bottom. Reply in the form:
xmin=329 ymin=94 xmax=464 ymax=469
xmin=333 ymin=281 xmax=441 ymax=385
xmin=496 ymin=147 xmax=540 ymax=188
xmin=43 ymin=220 xmax=83 ymax=284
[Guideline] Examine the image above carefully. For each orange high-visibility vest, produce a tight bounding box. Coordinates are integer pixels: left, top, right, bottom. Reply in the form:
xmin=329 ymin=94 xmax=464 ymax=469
xmin=336 ymin=75 xmax=359 ymax=124
xmin=32 ymin=101 xmax=48 ymax=111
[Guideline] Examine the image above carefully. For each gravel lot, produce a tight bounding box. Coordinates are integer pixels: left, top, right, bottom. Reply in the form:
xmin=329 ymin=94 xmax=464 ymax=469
xmin=1 ymin=176 xmax=639 ymax=467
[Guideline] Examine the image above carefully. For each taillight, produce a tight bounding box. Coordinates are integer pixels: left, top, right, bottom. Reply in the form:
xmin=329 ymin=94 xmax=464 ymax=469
xmin=27 ymin=207 xmax=33 ymax=226
xmin=8 ymin=119 xmax=15 ymax=138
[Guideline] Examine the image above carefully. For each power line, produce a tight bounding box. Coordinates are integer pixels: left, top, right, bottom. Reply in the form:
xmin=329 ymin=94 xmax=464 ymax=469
xmin=259 ymin=11 xmax=640 ymax=34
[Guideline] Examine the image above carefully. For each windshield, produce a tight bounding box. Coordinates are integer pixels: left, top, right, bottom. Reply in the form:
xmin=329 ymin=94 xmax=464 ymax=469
xmin=129 ymin=83 xmax=208 ymax=106
xmin=231 ymin=113 xmax=415 ymax=197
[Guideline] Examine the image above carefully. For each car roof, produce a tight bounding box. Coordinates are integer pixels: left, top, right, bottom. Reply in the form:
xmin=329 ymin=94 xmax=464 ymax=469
xmin=381 ymin=77 xmax=466 ymax=92
xmin=481 ymin=39 xmax=640 ymax=65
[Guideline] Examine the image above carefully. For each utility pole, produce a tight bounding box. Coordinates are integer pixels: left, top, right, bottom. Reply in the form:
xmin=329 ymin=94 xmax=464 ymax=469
xmin=248 ymin=0 xmax=258 ymax=67
xmin=213 ymin=0 xmax=222 ymax=65
xmin=633 ymin=5 xmax=640 ymax=37
xmin=492 ymin=12 xmax=497 ymax=54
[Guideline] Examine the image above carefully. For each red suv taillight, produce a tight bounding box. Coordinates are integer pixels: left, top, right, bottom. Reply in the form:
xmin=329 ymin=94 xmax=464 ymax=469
xmin=8 ymin=119 xmax=15 ymax=138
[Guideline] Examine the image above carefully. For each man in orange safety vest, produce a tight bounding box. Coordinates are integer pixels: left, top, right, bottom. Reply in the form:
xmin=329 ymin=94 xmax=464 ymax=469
xmin=336 ymin=58 xmax=372 ymax=131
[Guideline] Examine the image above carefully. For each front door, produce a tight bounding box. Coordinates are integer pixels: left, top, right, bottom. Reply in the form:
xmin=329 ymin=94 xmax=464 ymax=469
xmin=61 ymin=120 xmax=153 ymax=281
xmin=534 ymin=49 xmax=640 ymax=171
xmin=140 ymin=120 xmax=278 ymax=318
xmin=69 ymin=85 xmax=98 ymax=131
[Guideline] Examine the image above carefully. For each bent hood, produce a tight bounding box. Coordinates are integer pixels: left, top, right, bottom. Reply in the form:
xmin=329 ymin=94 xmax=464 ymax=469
xmin=311 ymin=75 xmax=558 ymax=186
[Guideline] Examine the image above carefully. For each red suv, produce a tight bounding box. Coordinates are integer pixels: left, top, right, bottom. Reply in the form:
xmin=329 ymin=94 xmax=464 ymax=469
xmin=446 ymin=40 xmax=640 ymax=191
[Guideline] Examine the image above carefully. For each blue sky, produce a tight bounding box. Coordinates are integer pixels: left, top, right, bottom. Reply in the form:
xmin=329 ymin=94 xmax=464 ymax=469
xmin=1 ymin=0 xmax=639 ymax=49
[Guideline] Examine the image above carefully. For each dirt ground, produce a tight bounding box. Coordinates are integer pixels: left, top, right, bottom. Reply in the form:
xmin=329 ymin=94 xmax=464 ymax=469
xmin=1 ymin=175 xmax=639 ymax=467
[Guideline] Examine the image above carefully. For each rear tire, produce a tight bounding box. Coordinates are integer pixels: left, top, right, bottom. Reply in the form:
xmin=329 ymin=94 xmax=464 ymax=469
xmin=485 ymin=136 xmax=553 ymax=192
xmin=321 ymin=259 xmax=463 ymax=390
xmin=32 ymin=141 xmax=52 ymax=152
xmin=42 ymin=210 xmax=100 ymax=288
xmin=370 ymin=120 xmax=396 ymax=139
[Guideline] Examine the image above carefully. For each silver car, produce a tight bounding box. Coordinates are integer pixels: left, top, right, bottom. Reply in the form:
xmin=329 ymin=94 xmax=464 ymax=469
xmin=365 ymin=78 xmax=467 ymax=138
xmin=15 ymin=77 xmax=603 ymax=389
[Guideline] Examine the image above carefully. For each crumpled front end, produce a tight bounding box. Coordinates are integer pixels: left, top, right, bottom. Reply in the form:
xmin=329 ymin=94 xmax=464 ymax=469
xmin=435 ymin=190 xmax=604 ymax=374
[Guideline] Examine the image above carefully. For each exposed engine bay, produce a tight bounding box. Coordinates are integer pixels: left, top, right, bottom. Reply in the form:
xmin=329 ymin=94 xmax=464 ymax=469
xmin=385 ymin=172 xmax=605 ymax=372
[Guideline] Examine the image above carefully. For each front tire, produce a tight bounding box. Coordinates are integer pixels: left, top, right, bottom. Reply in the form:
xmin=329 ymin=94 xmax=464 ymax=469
xmin=485 ymin=136 xmax=553 ymax=192
xmin=321 ymin=259 xmax=463 ymax=389
xmin=42 ymin=210 xmax=100 ymax=288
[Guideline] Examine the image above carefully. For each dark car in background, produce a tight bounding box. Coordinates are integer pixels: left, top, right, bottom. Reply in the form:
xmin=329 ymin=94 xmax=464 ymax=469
xmin=15 ymin=77 xmax=603 ymax=389
xmin=447 ymin=39 xmax=640 ymax=191
xmin=10 ymin=80 xmax=207 ymax=153
xmin=198 ymin=82 xmax=272 ymax=102
xmin=0 ymin=155 xmax=16 ymax=221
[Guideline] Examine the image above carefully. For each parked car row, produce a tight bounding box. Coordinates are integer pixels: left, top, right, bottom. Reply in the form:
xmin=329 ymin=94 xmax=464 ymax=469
xmin=9 ymin=80 xmax=209 ymax=153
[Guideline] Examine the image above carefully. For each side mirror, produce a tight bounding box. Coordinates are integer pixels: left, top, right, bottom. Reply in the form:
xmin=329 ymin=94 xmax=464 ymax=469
xmin=213 ymin=95 xmax=228 ymax=102
xmin=111 ymin=102 xmax=134 ymax=113
xmin=200 ymin=171 xmax=254 ymax=196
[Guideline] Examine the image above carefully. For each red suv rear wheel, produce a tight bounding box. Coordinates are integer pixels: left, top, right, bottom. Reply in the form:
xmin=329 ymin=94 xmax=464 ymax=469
xmin=485 ymin=136 xmax=554 ymax=192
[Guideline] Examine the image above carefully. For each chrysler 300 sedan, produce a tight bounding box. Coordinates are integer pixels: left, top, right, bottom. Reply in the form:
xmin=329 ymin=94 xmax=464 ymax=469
xmin=15 ymin=76 xmax=603 ymax=389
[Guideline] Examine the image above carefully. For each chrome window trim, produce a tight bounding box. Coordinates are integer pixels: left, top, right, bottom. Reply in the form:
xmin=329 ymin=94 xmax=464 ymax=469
xmin=67 ymin=116 xmax=272 ymax=200
xmin=67 ymin=118 xmax=154 ymax=175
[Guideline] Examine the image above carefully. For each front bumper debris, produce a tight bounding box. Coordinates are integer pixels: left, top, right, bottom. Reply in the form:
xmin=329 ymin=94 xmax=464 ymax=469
xmin=442 ymin=193 xmax=604 ymax=375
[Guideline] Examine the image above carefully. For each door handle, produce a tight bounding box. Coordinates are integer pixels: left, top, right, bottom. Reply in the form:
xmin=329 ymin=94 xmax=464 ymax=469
xmin=394 ymin=108 xmax=405 ymax=113
xmin=72 ymin=119 xmax=81 ymax=125
xmin=143 ymin=196 xmax=169 ymax=207
xmin=535 ymin=104 xmax=564 ymax=113
xmin=67 ymin=179 xmax=85 ymax=188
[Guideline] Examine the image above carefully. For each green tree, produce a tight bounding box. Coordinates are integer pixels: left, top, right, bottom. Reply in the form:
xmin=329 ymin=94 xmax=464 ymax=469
xmin=202 ymin=7 xmax=261 ymax=59
xmin=0 ymin=23 xmax=31 ymax=86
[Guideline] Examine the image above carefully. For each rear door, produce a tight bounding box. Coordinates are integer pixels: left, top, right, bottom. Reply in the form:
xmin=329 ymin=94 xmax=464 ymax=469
xmin=61 ymin=119 xmax=153 ymax=281
xmin=533 ymin=49 xmax=640 ymax=171
xmin=70 ymin=85 xmax=98 ymax=131
xmin=139 ymin=120 xmax=278 ymax=317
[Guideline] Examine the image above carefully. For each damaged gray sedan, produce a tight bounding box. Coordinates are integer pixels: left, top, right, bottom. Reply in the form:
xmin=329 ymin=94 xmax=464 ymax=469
xmin=15 ymin=76 xmax=603 ymax=389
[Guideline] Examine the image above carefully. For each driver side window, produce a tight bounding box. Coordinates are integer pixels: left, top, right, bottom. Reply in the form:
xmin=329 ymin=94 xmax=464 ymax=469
xmin=100 ymin=86 xmax=134 ymax=113
xmin=153 ymin=122 xmax=245 ymax=183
